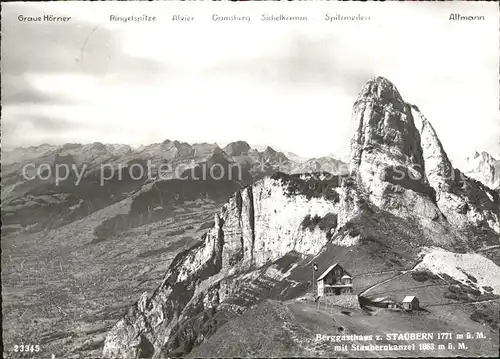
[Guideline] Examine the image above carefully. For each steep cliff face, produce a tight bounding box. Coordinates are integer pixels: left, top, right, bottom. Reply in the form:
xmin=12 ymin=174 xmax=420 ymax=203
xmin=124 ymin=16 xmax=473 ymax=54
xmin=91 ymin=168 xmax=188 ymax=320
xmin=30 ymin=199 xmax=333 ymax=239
xmin=102 ymin=176 xmax=343 ymax=358
xmin=349 ymin=77 xmax=443 ymax=223
xmin=412 ymin=107 xmax=500 ymax=234
xmin=349 ymin=77 xmax=499 ymax=235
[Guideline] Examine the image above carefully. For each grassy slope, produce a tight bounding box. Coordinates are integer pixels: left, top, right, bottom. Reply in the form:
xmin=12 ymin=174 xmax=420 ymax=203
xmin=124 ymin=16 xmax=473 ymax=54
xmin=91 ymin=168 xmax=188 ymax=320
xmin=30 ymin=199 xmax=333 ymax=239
xmin=285 ymin=209 xmax=425 ymax=293
xmin=191 ymin=296 xmax=499 ymax=358
xmin=188 ymin=300 xmax=312 ymax=358
xmin=365 ymin=272 xmax=499 ymax=328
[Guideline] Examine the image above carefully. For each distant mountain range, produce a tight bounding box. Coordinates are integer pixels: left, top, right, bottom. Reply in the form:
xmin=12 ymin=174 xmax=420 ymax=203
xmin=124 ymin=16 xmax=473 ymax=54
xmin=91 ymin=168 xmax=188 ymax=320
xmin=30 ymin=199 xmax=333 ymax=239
xmin=1 ymin=140 xmax=347 ymax=236
xmin=2 ymin=140 xmax=346 ymax=176
xmin=458 ymin=151 xmax=500 ymax=191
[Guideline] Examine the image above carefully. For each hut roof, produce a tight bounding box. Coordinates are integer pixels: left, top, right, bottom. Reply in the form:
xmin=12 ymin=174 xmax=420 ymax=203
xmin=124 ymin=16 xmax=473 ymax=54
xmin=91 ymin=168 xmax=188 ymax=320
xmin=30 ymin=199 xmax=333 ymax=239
xmin=402 ymin=296 xmax=417 ymax=303
xmin=317 ymin=263 xmax=352 ymax=281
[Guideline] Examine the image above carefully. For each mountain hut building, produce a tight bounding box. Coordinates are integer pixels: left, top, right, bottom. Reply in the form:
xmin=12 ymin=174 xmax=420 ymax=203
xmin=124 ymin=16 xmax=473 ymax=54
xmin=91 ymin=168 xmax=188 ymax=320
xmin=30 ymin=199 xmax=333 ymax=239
xmin=316 ymin=263 xmax=353 ymax=297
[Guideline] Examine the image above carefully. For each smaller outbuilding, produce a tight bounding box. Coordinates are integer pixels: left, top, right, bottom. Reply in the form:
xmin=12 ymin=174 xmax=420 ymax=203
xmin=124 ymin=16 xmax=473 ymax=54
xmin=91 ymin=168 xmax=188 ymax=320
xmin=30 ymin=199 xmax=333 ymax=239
xmin=401 ymin=296 xmax=419 ymax=311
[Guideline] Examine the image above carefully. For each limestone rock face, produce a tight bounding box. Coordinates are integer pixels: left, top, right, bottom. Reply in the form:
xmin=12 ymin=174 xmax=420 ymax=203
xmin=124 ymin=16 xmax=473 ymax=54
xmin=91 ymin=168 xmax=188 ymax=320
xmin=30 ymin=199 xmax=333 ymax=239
xmin=412 ymin=107 xmax=500 ymax=233
xmin=349 ymin=76 xmax=499 ymax=235
xmin=349 ymin=77 xmax=442 ymax=222
xmin=102 ymin=176 xmax=339 ymax=358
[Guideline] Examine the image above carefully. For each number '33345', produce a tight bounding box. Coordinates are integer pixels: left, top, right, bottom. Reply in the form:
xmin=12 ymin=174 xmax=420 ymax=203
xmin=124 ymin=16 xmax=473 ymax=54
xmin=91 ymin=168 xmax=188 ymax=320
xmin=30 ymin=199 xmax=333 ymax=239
xmin=14 ymin=344 xmax=40 ymax=352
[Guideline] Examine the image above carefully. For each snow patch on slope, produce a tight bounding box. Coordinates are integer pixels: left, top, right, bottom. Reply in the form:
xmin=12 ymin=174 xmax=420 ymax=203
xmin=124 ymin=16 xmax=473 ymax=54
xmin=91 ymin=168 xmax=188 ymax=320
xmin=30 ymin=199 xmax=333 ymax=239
xmin=414 ymin=247 xmax=500 ymax=295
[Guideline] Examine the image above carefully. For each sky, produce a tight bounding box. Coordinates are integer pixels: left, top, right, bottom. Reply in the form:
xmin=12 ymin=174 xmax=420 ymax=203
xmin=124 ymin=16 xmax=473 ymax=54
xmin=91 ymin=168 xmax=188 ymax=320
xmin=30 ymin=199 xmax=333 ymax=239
xmin=2 ymin=1 xmax=499 ymax=161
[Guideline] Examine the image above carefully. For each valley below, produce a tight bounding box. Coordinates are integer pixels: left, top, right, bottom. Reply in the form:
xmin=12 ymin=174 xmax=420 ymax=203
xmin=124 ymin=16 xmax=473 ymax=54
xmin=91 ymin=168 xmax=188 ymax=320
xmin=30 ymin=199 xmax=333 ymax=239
xmin=1 ymin=198 xmax=221 ymax=358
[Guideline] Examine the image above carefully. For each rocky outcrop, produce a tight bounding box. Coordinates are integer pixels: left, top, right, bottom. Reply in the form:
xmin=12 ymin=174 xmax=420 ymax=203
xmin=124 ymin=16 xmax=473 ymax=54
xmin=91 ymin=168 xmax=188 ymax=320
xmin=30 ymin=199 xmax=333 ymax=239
xmin=461 ymin=151 xmax=500 ymax=191
xmin=349 ymin=77 xmax=499 ymax=234
xmin=102 ymin=176 xmax=341 ymax=358
xmin=349 ymin=77 xmax=443 ymax=223
xmin=412 ymin=107 xmax=500 ymax=233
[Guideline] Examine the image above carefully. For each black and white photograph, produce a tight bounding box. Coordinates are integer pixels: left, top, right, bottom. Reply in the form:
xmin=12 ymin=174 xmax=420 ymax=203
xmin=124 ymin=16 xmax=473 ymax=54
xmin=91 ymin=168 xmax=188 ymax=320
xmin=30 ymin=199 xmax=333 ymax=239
xmin=1 ymin=1 xmax=499 ymax=358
